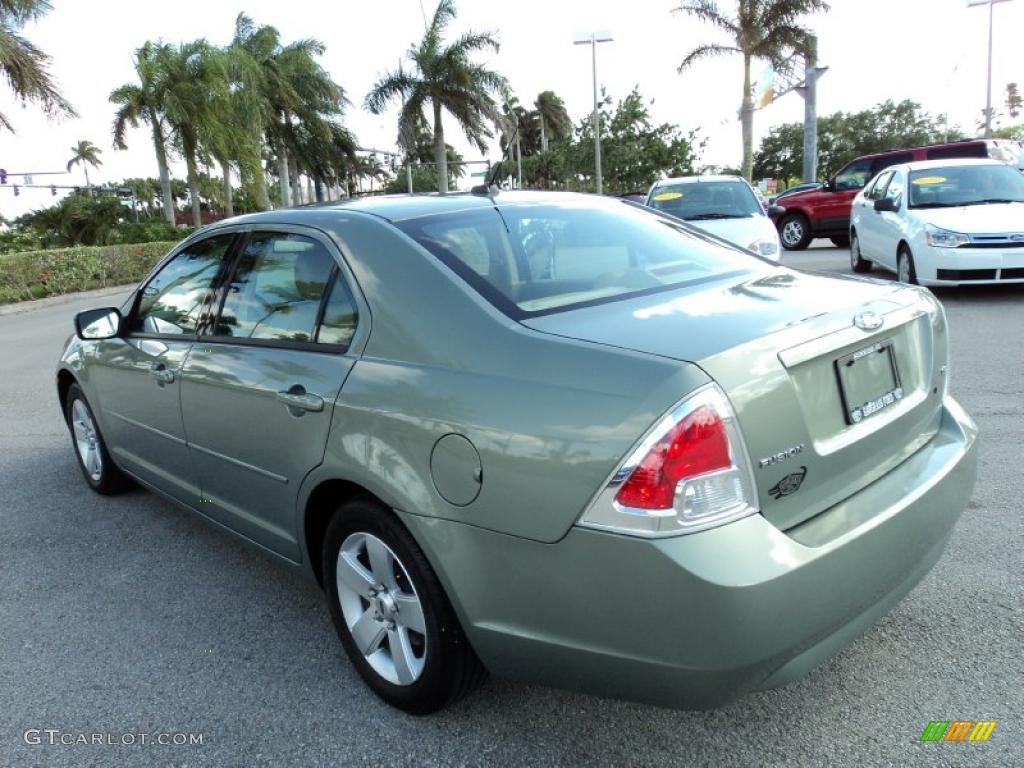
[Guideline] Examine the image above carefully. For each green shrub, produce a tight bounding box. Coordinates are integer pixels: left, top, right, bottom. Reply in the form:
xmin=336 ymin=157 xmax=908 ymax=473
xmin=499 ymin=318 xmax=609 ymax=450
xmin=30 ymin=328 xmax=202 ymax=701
xmin=0 ymin=241 xmax=179 ymax=304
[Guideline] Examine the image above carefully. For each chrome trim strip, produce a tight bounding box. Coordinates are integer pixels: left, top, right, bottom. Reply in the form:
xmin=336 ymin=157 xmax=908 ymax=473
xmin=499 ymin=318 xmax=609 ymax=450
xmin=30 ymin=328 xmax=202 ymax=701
xmin=187 ymin=442 xmax=289 ymax=484
xmin=106 ymin=410 xmax=187 ymax=446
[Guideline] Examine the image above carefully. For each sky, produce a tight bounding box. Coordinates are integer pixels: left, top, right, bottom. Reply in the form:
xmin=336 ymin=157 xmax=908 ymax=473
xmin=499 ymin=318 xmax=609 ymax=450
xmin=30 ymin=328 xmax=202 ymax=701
xmin=1 ymin=0 xmax=1021 ymax=220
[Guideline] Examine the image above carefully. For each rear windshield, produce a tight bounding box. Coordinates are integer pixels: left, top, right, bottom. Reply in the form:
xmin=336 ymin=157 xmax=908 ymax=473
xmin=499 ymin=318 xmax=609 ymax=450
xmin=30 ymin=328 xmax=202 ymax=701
xmin=396 ymin=200 xmax=760 ymax=318
xmin=908 ymin=164 xmax=1024 ymax=208
xmin=647 ymin=180 xmax=763 ymax=221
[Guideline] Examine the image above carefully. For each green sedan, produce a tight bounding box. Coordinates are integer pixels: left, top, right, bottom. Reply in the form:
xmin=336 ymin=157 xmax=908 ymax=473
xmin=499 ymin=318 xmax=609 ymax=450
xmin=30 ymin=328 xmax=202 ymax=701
xmin=58 ymin=191 xmax=978 ymax=714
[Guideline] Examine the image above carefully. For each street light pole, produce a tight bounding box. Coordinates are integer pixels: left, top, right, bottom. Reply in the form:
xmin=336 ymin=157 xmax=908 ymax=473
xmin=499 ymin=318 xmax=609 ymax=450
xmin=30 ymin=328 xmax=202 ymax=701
xmin=574 ymin=32 xmax=613 ymax=194
xmin=968 ymin=0 xmax=1012 ymax=138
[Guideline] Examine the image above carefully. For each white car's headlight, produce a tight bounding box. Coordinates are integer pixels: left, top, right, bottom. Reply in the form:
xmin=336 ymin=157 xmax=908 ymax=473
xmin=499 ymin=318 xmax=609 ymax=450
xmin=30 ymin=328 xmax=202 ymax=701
xmin=924 ymin=223 xmax=970 ymax=248
xmin=748 ymin=239 xmax=779 ymax=258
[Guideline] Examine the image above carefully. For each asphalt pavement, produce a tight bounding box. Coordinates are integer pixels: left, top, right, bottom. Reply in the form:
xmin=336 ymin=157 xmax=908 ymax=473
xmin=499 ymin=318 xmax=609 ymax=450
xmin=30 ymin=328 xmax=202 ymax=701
xmin=1 ymin=245 xmax=1021 ymax=767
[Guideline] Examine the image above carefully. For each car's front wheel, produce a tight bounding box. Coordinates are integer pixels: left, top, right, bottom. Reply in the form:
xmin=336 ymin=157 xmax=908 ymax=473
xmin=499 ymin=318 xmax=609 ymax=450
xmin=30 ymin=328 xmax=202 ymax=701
xmin=64 ymin=383 xmax=131 ymax=494
xmin=897 ymin=246 xmax=919 ymax=285
xmin=323 ymin=497 xmax=486 ymax=714
xmin=779 ymin=214 xmax=812 ymax=250
xmin=850 ymin=231 xmax=872 ymax=273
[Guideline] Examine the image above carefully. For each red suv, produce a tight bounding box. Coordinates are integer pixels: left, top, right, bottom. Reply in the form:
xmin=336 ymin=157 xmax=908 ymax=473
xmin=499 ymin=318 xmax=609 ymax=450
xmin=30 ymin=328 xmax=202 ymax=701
xmin=774 ymin=139 xmax=1023 ymax=250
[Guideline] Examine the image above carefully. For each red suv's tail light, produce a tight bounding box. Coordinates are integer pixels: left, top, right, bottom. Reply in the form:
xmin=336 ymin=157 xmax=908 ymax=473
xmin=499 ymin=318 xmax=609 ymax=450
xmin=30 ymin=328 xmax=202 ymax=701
xmin=579 ymin=384 xmax=758 ymax=537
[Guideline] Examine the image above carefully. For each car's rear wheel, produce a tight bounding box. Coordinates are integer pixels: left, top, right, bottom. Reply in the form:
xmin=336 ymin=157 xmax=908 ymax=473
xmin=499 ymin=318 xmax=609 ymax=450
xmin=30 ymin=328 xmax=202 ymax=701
xmin=64 ymin=383 xmax=131 ymax=495
xmin=897 ymin=246 xmax=919 ymax=285
xmin=779 ymin=214 xmax=812 ymax=250
xmin=850 ymin=231 xmax=872 ymax=274
xmin=323 ymin=497 xmax=485 ymax=714
xmin=830 ymin=235 xmax=850 ymax=248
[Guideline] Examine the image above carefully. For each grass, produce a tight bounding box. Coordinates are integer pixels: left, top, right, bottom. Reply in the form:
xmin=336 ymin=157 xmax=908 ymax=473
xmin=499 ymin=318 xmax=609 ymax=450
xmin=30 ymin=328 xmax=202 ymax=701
xmin=0 ymin=241 xmax=178 ymax=305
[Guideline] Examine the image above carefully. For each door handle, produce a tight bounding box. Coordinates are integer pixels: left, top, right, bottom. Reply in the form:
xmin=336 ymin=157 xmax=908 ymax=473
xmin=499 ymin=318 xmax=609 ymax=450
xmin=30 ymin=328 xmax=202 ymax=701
xmin=149 ymin=363 xmax=175 ymax=385
xmin=276 ymin=388 xmax=324 ymax=413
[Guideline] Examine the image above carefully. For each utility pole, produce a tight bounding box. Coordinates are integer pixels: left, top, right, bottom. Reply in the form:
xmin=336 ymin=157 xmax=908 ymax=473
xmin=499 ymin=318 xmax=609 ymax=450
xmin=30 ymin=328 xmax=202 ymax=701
xmin=801 ymin=36 xmax=820 ymax=183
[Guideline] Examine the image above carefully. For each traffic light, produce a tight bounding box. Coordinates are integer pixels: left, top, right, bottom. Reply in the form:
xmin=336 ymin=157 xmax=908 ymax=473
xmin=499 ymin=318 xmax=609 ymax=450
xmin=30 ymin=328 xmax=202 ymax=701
xmin=0 ymin=168 xmax=6 ymax=184
xmin=51 ymin=185 xmax=57 ymax=196
xmin=13 ymin=185 xmax=19 ymax=196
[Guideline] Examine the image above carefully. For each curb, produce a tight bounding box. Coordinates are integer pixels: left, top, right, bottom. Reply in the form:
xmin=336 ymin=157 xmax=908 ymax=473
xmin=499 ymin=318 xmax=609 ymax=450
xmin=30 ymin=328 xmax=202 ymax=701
xmin=0 ymin=284 xmax=133 ymax=318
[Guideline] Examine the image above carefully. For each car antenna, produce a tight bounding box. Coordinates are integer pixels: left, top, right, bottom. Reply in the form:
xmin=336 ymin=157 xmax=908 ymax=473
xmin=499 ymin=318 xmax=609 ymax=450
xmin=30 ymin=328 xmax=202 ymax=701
xmin=472 ymin=111 xmax=519 ymax=196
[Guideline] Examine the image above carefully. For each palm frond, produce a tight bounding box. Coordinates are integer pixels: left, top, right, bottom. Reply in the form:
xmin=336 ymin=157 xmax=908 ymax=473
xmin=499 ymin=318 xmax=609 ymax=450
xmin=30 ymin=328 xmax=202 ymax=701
xmin=677 ymin=42 xmax=741 ymax=72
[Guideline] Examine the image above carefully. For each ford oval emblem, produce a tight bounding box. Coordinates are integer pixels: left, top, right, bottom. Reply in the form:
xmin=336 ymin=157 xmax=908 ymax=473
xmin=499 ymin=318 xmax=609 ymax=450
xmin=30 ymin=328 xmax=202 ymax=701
xmin=853 ymin=310 xmax=884 ymax=331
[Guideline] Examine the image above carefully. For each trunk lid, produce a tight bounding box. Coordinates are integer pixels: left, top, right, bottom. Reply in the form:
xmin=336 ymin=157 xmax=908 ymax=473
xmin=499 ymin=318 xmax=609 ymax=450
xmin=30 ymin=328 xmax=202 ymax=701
xmin=523 ymin=268 xmax=948 ymax=531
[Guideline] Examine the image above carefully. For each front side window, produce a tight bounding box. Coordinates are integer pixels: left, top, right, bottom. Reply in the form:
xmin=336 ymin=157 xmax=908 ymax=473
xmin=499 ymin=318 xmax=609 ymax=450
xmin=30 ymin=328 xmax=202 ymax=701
xmin=908 ymin=163 xmax=1024 ymax=208
xmin=132 ymin=235 xmax=234 ymax=336
xmin=647 ymin=180 xmax=763 ymax=221
xmin=834 ymin=159 xmax=873 ymax=190
xmin=213 ymin=233 xmax=336 ymax=343
xmin=397 ymin=199 xmax=761 ymax=317
xmin=884 ymin=171 xmax=905 ymax=202
xmin=864 ymin=171 xmax=893 ymax=201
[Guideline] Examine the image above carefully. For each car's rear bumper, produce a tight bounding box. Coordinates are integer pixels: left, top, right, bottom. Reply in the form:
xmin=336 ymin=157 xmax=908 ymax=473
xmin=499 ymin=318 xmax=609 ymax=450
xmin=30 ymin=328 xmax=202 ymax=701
xmin=399 ymin=396 xmax=978 ymax=710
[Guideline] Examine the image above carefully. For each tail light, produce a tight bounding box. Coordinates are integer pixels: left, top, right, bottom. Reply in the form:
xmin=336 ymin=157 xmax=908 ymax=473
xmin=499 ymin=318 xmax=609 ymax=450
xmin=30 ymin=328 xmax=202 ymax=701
xmin=579 ymin=384 xmax=758 ymax=537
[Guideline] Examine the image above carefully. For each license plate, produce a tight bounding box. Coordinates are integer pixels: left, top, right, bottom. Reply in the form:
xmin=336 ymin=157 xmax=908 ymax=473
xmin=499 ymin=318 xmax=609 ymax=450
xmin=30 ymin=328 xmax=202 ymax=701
xmin=835 ymin=339 xmax=903 ymax=424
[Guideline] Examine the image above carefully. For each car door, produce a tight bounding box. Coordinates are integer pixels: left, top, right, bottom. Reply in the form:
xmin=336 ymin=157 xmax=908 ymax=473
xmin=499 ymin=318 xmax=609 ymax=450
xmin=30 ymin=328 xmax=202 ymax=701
xmin=179 ymin=228 xmax=364 ymax=560
xmin=874 ymin=170 xmax=907 ymax=269
xmin=88 ymin=233 xmax=238 ymax=503
xmin=819 ymin=157 xmax=874 ymax=232
xmin=857 ymin=171 xmax=893 ymax=259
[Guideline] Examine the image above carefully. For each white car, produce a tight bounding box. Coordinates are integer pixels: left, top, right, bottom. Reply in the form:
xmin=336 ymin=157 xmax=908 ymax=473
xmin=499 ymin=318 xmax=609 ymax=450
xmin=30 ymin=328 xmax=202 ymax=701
xmin=849 ymin=158 xmax=1024 ymax=285
xmin=645 ymin=175 xmax=783 ymax=261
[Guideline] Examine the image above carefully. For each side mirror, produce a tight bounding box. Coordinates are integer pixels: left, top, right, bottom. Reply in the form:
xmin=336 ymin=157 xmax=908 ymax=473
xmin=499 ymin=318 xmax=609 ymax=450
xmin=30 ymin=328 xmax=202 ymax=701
xmin=75 ymin=307 xmax=122 ymax=340
xmin=824 ymin=178 xmax=836 ymax=192
xmin=873 ymin=198 xmax=897 ymax=213
xmin=767 ymin=204 xmax=787 ymax=217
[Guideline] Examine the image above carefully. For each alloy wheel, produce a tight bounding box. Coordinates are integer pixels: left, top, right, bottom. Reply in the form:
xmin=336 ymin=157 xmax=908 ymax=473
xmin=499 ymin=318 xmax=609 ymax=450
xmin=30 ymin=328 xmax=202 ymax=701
xmin=71 ymin=399 xmax=103 ymax=482
xmin=336 ymin=532 xmax=427 ymax=686
xmin=782 ymin=220 xmax=804 ymax=247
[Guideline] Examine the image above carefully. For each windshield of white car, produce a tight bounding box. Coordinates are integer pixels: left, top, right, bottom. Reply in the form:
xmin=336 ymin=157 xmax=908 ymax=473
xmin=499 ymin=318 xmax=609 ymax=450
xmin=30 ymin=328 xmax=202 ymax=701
xmin=908 ymin=164 xmax=1024 ymax=208
xmin=647 ymin=180 xmax=763 ymax=220
xmin=397 ymin=199 xmax=761 ymax=318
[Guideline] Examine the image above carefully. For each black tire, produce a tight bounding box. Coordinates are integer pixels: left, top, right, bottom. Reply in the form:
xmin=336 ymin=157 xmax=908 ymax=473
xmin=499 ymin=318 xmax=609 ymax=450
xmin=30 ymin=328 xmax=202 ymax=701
xmin=897 ymin=245 xmax=919 ymax=285
xmin=850 ymin=230 xmax=872 ymax=274
xmin=830 ymin=235 xmax=850 ymax=248
xmin=323 ymin=497 xmax=486 ymax=714
xmin=779 ymin=214 xmax=812 ymax=250
xmin=64 ymin=383 xmax=132 ymax=495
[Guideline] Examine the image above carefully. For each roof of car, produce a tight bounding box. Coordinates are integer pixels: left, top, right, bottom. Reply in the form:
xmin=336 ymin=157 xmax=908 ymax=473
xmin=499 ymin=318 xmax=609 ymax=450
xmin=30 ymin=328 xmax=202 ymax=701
xmin=652 ymin=175 xmax=748 ymax=186
xmin=895 ymin=158 xmax=1003 ymax=171
xmin=214 ymin=189 xmax=604 ymax=227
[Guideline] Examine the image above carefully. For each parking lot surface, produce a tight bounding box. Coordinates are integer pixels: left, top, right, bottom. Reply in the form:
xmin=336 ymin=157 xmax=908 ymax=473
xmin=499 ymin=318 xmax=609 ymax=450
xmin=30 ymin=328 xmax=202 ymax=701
xmin=1 ymin=245 xmax=1020 ymax=767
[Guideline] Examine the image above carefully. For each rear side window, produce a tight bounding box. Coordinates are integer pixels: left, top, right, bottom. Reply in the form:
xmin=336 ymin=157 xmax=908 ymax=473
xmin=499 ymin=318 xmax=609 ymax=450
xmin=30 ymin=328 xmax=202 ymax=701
xmin=397 ymin=199 xmax=760 ymax=318
xmin=132 ymin=234 xmax=234 ymax=336
xmin=212 ymin=233 xmax=343 ymax=344
xmin=926 ymin=144 xmax=987 ymax=161
xmin=869 ymin=153 xmax=913 ymax=176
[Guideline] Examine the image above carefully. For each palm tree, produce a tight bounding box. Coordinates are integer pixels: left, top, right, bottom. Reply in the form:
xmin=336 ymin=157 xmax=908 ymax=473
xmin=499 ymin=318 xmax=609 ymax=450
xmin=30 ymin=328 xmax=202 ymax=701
xmin=365 ymin=0 xmax=507 ymax=193
xmin=110 ymin=42 xmax=177 ymax=224
xmin=0 ymin=0 xmax=75 ymax=131
xmin=675 ymin=0 xmax=828 ymax=180
xmin=66 ymin=140 xmax=102 ymax=189
xmin=230 ymin=14 xmax=350 ymax=208
xmin=534 ymin=91 xmax=571 ymax=153
xmin=159 ymin=40 xmax=232 ymax=227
